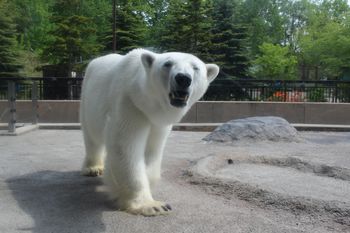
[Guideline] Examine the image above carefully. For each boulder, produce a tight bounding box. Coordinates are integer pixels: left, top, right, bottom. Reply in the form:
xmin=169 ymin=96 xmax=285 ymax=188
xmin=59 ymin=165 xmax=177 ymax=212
xmin=203 ymin=116 xmax=299 ymax=142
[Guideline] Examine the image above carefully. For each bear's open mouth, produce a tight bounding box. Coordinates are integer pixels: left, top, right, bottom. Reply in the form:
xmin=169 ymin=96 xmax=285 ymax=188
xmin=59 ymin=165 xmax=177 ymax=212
xmin=169 ymin=91 xmax=189 ymax=108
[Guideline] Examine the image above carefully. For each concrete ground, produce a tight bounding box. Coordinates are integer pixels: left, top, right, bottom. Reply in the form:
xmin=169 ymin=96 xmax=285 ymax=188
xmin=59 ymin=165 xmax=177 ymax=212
xmin=0 ymin=129 xmax=350 ymax=233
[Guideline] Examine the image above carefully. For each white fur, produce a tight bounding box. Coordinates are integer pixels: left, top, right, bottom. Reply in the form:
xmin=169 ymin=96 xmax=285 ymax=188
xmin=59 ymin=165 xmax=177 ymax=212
xmin=80 ymin=49 xmax=219 ymax=216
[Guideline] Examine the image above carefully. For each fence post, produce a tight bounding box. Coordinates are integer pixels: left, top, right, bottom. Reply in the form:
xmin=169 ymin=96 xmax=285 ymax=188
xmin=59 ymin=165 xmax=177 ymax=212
xmin=32 ymin=81 xmax=39 ymax=124
xmin=283 ymin=81 xmax=287 ymax=102
xmin=8 ymin=81 xmax=16 ymax=133
xmin=334 ymin=82 xmax=338 ymax=103
xmin=68 ymin=79 xmax=73 ymax=100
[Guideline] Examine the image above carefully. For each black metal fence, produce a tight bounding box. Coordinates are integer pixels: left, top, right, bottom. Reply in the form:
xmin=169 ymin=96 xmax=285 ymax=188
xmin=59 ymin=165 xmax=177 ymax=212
xmin=1 ymin=77 xmax=350 ymax=102
xmin=204 ymin=79 xmax=350 ymax=102
xmin=0 ymin=78 xmax=83 ymax=100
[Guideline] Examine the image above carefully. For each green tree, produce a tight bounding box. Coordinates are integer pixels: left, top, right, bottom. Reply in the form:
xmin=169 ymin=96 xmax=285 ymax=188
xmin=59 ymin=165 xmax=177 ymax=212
xmin=41 ymin=0 xmax=100 ymax=75
xmin=157 ymin=0 xmax=212 ymax=60
xmin=242 ymin=0 xmax=286 ymax=56
xmin=0 ymin=0 xmax=21 ymax=77
xmin=80 ymin=0 xmax=112 ymax=54
xmin=298 ymin=0 xmax=350 ymax=79
xmin=183 ymin=0 xmax=213 ymax=59
xmin=103 ymin=1 xmax=147 ymax=53
xmin=142 ymin=0 xmax=169 ymax=46
xmin=11 ymin=0 xmax=53 ymax=51
xmin=279 ymin=0 xmax=310 ymax=51
xmin=251 ymin=43 xmax=297 ymax=80
xmin=157 ymin=0 xmax=187 ymax=51
xmin=211 ymin=0 xmax=249 ymax=78
xmin=299 ymin=19 xmax=350 ymax=79
xmin=319 ymin=0 xmax=349 ymax=21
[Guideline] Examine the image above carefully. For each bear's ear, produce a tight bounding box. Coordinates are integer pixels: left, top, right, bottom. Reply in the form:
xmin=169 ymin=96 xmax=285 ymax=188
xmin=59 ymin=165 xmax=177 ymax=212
xmin=206 ymin=64 xmax=220 ymax=83
xmin=141 ymin=53 xmax=155 ymax=71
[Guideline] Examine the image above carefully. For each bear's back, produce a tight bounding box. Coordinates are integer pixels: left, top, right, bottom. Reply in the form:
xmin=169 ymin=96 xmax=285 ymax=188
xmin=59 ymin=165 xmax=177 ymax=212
xmin=85 ymin=54 xmax=123 ymax=80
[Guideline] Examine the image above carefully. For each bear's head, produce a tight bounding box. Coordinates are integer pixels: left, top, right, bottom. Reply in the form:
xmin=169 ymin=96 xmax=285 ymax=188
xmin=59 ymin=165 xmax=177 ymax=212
xmin=141 ymin=51 xmax=219 ymax=110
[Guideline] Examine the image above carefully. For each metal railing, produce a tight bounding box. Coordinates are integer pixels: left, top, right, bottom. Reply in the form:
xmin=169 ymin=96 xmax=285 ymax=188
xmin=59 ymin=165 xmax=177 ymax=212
xmin=0 ymin=77 xmax=83 ymax=100
xmin=203 ymin=79 xmax=350 ymax=103
xmin=1 ymin=79 xmax=41 ymax=133
xmin=0 ymin=77 xmax=350 ymax=102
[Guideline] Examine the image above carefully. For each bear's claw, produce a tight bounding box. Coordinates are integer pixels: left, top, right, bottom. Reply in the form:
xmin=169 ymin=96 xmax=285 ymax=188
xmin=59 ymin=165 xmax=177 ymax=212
xmin=81 ymin=166 xmax=104 ymax=177
xmin=126 ymin=201 xmax=172 ymax=216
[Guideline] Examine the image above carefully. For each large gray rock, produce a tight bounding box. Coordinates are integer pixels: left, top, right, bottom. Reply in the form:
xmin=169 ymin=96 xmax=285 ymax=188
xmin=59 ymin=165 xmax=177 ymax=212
xmin=203 ymin=116 xmax=299 ymax=142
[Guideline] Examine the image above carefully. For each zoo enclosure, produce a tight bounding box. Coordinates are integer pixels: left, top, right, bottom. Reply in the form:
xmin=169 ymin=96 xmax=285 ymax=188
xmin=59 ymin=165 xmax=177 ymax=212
xmin=0 ymin=77 xmax=350 ymax=103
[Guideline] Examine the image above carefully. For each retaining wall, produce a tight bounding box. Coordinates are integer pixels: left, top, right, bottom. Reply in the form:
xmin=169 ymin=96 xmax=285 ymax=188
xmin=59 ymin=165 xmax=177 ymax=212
xmin=1 ymin=100 xmax=350 ymax=124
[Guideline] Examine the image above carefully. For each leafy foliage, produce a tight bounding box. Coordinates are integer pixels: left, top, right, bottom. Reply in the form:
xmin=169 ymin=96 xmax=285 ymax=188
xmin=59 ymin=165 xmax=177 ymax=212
xmin=157 ymin=0 xmax=187 ymax=51
xmin=113 ymin=2 xmax=147 ymax=53
xmin=0 ymin=0 xmax=21 ymax=77
xmin=10 ymin=0 xmax=53 ymax=51
xmin=3 ymin=0 xmax=350 ymax=80
xmin=251 ymin=43 xmax=298 ymax=80
xmin=210 ymin=0 xmax=249 ymax=78
xmin=299 ymin=1 xmax=350 ymax=79
xmin=41 ymin=0 xmax=100 ymax=76
xmin=157 ymin=0 xmax=212 ymax=60
xmin=308 ymin=88 xmax=327 ymax=102
xmin=242 ymin=0 xmax=286 ymax=55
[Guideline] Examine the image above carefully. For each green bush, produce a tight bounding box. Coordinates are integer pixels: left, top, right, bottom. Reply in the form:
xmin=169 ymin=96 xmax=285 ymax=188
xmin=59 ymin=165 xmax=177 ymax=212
xmin=308 ymin=88 xmax=326 ymax=102
xmin=337 ymin=84 xmax=350 ymax=102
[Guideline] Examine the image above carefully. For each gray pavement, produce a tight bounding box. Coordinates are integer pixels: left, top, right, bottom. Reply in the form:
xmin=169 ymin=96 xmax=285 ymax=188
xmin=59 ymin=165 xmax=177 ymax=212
xmin=1 ymin=130 xmax=350 ymax=233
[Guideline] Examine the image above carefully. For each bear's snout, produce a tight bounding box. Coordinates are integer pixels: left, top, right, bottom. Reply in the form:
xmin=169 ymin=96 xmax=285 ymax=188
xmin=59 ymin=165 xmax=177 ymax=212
xmin=174 ymin=73 xmax=192 ymax=89
xmin=170 ymin=73 xmax=191 ymax=108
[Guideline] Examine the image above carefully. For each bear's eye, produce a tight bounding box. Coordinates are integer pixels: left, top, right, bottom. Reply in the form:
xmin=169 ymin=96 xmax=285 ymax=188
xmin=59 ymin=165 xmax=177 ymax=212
xmin=163 ymin=61 xmax=173 ymax=68
xmin=193 ymin=65 xmax=199 ymax=71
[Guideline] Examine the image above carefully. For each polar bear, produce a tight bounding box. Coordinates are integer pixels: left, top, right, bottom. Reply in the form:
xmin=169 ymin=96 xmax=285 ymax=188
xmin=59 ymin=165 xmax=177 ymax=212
xmin=80 ymin=49 xmax=219 ymax=216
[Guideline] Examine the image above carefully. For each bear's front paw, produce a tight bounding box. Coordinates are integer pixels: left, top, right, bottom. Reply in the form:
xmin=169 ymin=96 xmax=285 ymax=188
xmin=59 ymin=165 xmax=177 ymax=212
xmin=126 ymin=201 xmax=172 ymax=216
xmin=81 ymin=166 xmax=104 ymax=177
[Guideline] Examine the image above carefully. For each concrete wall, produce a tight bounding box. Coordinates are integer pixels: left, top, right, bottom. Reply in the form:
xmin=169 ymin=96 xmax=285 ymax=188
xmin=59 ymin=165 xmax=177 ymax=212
xmin=1 ymin=100 xmax=350 ymax=124
xmin=182 ymin=101 xmax=350 ymax=125
xmin=0 ymin=101 xmax=80 ymax=123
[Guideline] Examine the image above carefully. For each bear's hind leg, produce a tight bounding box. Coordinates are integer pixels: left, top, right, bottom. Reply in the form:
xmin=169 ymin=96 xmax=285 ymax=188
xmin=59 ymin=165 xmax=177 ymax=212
xmin=81 ymin=131 xmax=105 ymax=176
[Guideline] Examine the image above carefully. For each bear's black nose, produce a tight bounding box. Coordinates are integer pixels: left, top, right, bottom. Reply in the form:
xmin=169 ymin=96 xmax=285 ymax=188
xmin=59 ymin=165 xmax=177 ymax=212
xmin=175 ymin=73 xmax=192 ymax=88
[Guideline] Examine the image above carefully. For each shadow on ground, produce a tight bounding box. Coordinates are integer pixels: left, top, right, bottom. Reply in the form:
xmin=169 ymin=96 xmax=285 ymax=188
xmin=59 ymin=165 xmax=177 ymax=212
xmin=6 ymin=171 xmax=109 ymax=233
